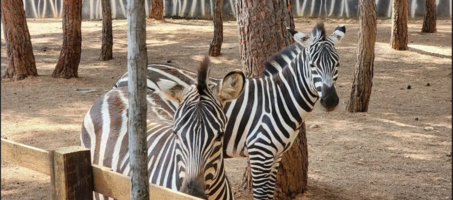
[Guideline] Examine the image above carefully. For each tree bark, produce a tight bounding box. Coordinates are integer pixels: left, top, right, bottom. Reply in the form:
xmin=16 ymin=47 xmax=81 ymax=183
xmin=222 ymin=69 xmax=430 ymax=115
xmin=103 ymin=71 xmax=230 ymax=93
xmin=127 ymin=0 xmax=150 ymax=199
xmin=100 ymin=0 xmax=113 ymax=61
xmin=346 ymin=0 xmax=377 ymax=113
xmin=1 ymin=0 xmax=38 ymax=81
xmin=208 ymin=0 xmax=224 ymax=57
xmin=236 ymin=0 xmax=293 ymax=77
xmin=148 ymin=0 xmax=163 ymax=20
xmin=52 ymin=0 xmax=82 ymax=79
xmin=237 ymin=1 xmax=308 ymax=198
xmin=422 ymin=0 xmax=436 ymax=33
xmin=390 ymin=0 xmax=408 ymax=50
xmin=274 ymin=123 xmax=308 ymax=199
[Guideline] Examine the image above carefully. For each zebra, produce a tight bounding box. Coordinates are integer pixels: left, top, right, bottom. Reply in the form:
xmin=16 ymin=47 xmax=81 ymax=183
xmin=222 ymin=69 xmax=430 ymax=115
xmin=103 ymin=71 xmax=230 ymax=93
xmin=114 ymin=22 xmax=346 ymax=199
xmin=80 ymin=56 xmax=246 ymax=200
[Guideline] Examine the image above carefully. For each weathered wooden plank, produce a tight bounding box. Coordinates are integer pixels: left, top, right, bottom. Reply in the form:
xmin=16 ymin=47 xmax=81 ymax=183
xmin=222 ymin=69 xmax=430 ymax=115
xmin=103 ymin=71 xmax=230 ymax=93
xmin=52 ymin=146 xmax=93 ymax=200
xmin=1 ymin=138 xmax=51 ymax=175
xmin=92 ymin=164 xmax=202 ymax=200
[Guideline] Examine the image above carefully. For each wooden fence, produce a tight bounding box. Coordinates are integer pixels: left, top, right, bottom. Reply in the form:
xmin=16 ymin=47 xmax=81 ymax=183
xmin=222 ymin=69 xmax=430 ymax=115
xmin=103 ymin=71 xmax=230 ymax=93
xmin=1 ymin=138 xmax=201 ymax=200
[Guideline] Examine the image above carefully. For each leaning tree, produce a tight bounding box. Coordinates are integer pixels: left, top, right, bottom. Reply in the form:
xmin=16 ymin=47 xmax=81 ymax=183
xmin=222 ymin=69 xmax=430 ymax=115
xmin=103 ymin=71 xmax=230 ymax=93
xmin=52 ymin=0 xmax=83 ymax=78
xmin=346 ymin=0 xmax=377 ymax=112
xmin=421 ymin=0 xmax=436 ymax=33
xmin=390 ymin=0 xmax=408 ymax=50
xmin=100 ymin=0 xmax=113 ymax=60
xmin=236 ymin=0 xmax=309 ymax=199
xmin=208 ymin=0 xmax=224 ymax=56
xmin=1 ymin=0 xmax=38 ymax=81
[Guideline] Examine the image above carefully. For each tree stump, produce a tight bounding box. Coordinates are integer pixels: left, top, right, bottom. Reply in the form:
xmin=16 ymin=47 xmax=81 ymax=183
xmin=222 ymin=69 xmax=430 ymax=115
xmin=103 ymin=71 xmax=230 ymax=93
xmin=100 ymin=0 xmax=113 ymax=61
xmin=209 ymin=0 xmax=224 ymax=57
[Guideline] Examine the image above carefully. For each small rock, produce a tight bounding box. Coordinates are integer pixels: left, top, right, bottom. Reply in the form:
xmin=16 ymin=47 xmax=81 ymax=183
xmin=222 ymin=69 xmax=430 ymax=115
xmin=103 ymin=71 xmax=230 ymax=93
xmin=167 ymin=60 xmax=172 ymax=63
xmin=424 ymin=126 xmax=434 ymax=131
xmin=447 ymin=151 xmax=452 ymax=157
xmin=309 ymin=124 xmax=320 ymax=129
xmin=426 ymin=83 xmax=431 ymax=86
xmin=407 ymin=85 xmax=411 ymax=89
xmin=415 ymin=117 xmax=419 ymax=121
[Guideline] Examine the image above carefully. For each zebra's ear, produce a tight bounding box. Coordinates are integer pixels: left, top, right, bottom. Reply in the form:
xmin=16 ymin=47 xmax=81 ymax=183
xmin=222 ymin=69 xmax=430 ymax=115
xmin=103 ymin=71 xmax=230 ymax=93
xmin=218 ymin=70 xmax=245 ymax=105
xmin=327 ymin=24 xmax=346 ymax=44
xmin=156 ymin=79 xmax=187 ymax=105
xmin=287 ymin=27 xmax=314 ymax=47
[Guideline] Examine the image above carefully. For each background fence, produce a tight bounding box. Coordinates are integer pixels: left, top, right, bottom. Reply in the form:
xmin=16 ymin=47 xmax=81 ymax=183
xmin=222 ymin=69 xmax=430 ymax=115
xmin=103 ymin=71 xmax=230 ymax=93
xmin=23 ymin=0 xmax=452 ymax=20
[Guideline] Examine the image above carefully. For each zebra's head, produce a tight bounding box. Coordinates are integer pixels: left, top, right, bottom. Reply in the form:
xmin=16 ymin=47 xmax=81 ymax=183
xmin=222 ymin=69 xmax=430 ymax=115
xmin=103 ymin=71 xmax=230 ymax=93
xmin=288 ymin=22 xmax=345 ymax=111
xmin=157 ymin=56 xmax=245 ymax=199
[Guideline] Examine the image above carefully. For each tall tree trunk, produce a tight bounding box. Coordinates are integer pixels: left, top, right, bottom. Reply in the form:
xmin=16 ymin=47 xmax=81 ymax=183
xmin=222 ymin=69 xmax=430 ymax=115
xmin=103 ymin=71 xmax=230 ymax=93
xmin=390 ymin=0 xmax=408 ymax=50
xmin=237 ymin=1 xmax=308 ymax=199
xmin=208 ymin=0 xmax=223 ymax=57
xmin=127 ymin=0 xmax=150 ymax=199
xmin=236 ymin=0 xmax=293 ymax=77
xmin=100 ymin=0 xmax=113 ymax=60
xmin=1 ymin=0 xmax=38 ymax=81
xmin=52 ymin=0 xmax=82 ymax=79
xmin=346 ymin=0 xmax=377 ymax=112
xmin=422 ymin=0 xmax=436 ymax=33
xmin=148 ymin=0 xmax=163 ymax=20
xmin=274 ymin=123 xmax=308 ymax=199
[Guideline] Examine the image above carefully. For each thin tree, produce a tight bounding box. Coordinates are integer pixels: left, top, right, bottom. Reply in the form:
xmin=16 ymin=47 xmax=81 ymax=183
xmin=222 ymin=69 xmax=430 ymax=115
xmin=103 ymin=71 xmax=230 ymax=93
xmin=422 ymin=0 xmax=436 ymax=33
xmin=209 ymin=0 xmax=224 ymax=56
xmin=127 ymin=0 xmax=150 ymax=199
xmin=148 ymin=0 xmax=163 ymax=20
xmin=1 ymin=0 xmax=38 ymax=81
xmin=100 ymin=0 xmax=113 ymax=60
xmin=346 ymin=0 xmax=377 ymax=112
xmin=390 ymin=0 xmax=408 ymax=50
xmin=52 ymin=0 xmax=82 ymax=78
xmin=236 ymin=0 xmax=309 ymax=198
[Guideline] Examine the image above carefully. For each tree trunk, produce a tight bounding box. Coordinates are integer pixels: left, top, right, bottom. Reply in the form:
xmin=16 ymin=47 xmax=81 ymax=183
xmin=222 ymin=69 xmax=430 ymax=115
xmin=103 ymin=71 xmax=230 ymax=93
xmin=1 ymin=0 xmax=38 ymax=81
xmin=390 ymin=0 xmax=408 ymax=50
xmin=208 ymin=0 xmax=223 ymax=57
xmin=100 ymin=0 xmax=113 ymax=61
xmin=422 ymin=0 xmax=436 ymax=33
xmin=346 ymin=0 xmax=377 ymax=113
xmin=127 ymin=0 xmax=150 ymax=199
xmin=148 ymin=0 xmax=163 ymax=20
xmin=237 ymin=1 xmax=308 ymax=198
xmin=274 ymin=123 xmax=308 ymax=200
xmin=52 ymin=0 xmax=82 ymax=79
xmin=236 ymin=0 xmax=293 ymax=77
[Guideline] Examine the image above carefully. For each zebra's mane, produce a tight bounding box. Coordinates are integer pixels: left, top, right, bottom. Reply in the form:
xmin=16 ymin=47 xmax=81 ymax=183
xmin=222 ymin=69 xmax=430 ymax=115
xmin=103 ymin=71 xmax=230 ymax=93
xmin=197 ymin=56 xmax=210 ymax=93
xmin=263 ymin=43 xmax=301 ymax=77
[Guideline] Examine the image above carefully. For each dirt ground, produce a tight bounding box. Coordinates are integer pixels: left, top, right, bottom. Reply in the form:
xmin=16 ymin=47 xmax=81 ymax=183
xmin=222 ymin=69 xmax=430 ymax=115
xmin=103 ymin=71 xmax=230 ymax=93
xmin=1 ymin=18 xmax=451 ymax=200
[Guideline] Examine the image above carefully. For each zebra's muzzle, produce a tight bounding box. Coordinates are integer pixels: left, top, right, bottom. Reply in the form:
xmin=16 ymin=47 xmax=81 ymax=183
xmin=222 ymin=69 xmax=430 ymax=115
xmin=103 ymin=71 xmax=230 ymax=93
xmin=180 ymin=178 xmax=208 ymax=199
xmin=320 ymin=84 xmax=339 ymax=111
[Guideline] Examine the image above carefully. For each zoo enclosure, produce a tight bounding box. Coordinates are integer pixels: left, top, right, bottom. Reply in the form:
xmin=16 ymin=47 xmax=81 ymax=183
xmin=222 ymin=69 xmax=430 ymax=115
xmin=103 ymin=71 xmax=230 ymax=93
xmin=1 ymin=138 xmax=201 ymax=200
xmin=23 ymin=0 xmax=452 ymax=20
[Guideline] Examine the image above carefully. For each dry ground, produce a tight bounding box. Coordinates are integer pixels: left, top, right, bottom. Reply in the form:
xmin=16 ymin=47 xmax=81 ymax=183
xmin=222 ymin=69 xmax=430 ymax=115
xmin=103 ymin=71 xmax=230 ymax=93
xmin=1 ymin=18 xmax=451 ymax=200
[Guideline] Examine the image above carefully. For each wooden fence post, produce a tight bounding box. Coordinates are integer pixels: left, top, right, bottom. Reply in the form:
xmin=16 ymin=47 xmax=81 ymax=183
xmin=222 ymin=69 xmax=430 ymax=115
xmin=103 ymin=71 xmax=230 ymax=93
xmin=51 ymin=146 xmax=93 ymax=200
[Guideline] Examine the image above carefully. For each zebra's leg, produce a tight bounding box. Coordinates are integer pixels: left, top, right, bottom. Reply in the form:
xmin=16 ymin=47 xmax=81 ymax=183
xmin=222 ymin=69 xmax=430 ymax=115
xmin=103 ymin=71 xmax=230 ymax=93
xmin=248 ymin=153 xmax=276 ymax=200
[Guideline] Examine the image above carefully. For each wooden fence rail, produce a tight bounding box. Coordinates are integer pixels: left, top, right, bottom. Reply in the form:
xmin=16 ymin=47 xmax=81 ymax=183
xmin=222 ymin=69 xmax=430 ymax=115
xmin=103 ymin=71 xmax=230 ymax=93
xmin=1 ymin=138 xmax=201 ymax=200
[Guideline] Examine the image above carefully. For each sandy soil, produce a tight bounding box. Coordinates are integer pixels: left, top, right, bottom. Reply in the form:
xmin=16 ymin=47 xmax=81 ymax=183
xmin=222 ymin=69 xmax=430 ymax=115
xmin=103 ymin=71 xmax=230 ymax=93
xmin=1 ymin=18 xmax=451 ymax=200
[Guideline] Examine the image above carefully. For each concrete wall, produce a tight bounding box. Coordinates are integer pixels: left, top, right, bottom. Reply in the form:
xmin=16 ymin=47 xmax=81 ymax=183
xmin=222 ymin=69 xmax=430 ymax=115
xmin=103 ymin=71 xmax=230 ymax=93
xmin=24 ymin=0 xmax=452 ymax=20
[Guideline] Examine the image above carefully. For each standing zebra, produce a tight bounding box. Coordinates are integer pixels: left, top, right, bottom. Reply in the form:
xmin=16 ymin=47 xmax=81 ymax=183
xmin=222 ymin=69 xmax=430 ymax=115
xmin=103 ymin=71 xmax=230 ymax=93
xmin=81 ymin=56 xmax=246 ymax=199
xmin=114 ymin=22 xmax=346 ymax=199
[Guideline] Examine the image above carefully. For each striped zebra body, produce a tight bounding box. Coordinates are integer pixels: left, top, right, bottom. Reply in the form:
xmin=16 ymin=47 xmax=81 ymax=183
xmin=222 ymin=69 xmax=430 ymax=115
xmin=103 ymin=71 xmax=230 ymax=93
xmin=81 ymin=57 xmax=245 ymax=200
xmin=114 ymin=23 xmax=346 ymax=199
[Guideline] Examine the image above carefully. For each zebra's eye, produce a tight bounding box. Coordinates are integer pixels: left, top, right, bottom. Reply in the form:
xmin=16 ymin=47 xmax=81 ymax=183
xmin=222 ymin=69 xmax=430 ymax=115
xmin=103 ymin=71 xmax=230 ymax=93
xmin=309 ymin=62 xmax=316 ymax=68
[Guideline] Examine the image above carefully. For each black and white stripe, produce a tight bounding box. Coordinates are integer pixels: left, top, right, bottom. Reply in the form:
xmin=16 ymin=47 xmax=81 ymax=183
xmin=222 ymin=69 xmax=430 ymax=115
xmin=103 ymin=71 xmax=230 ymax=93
xmin=81 ymin=56 xmax=245 ymax=200
xmin=113 ymin=23 xmax=346 ymax=199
